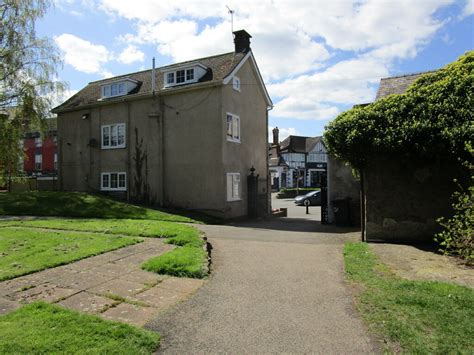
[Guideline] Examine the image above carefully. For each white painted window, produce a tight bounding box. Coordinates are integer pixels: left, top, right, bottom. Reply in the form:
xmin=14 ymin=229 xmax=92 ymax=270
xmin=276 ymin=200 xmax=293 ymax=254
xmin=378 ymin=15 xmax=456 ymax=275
xmin=34 ymin=137 xmax=42 ymax=147
xmin=163 ymin=65 xmax=206 ymax=88
xmin=167 ymin=72 xmax=175 ymax=85
xmin=226 ymin=113 xmax=240 ymax=143
xmin=176 ymin=69 xmax=185 ymax=83
xmin=101 ymin=123 xmax=126 ymax=149
xmin=35 ymin=154 xmax=42 ymax=170
xmin=226 ymin=173 xmax=241 ymax=201
xmin=308 ymin=153 xmax=327 ymax=163
xmin=101 ymin=81 xmax=128 ymax=98
xmin=54 ymin=153 xmax=58 ymax=170
xmin=186 ymin=68 xmax=194 ymax=81
xmin=233 ymin=76 xmax=241 ymax=92
xmin=101 ymin=172 xmax=127 ymax=191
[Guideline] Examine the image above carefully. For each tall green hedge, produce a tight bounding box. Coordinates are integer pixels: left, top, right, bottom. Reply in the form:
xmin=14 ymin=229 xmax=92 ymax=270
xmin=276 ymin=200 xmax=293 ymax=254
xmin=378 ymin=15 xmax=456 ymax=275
xmin=324 ymin=51 xmax=473 ymax=170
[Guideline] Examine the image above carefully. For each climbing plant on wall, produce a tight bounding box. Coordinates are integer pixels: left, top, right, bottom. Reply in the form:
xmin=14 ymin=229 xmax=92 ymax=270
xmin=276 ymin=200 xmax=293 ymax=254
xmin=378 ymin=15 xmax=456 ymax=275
xmin=324 ymin=51 xmax=473 ymax=170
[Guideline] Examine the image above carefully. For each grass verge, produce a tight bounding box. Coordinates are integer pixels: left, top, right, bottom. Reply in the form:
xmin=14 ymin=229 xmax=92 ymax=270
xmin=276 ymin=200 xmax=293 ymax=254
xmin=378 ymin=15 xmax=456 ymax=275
xmin=0 ymin=227 xmax=139 ymax=281
xmin=142 ymin=246 xmax=207 ymax=279
xmin=0 ymin=302 xmax=160 ymax=354
xmin=344 ymin=242 xmax=474 ymax=353
xmin=1 ymin=218 xmax=201 ymax=245
xmin=0 ymin=191 xmax=196 ymax=223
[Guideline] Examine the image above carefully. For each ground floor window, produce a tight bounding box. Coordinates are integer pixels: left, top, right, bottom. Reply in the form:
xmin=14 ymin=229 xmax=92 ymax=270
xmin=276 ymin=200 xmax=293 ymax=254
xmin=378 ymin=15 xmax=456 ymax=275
xmin=226 ymin=173 xmax=241 ymax=201
xmin=101 ymin=172 xmax=126 ymax=191
xmin=35 ymin=154 xmax=42 ymax=170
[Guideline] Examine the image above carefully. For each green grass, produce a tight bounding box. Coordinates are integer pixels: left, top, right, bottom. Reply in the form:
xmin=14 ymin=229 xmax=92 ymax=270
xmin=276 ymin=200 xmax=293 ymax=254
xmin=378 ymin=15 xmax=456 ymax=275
xmin=0 ymin=302 xmax=160 ymax=354
xmin=0 ymin=191 xmax=196 ymax=223
xmin=344 ymin=242 xmax=474 ymax=354
xmin=0 ymin=227 xmax=140 ymax=281
xmin=1 ymin=218 xmax=202 ymax=245
xmin=142 ymin=246 xmax=207 ymax=279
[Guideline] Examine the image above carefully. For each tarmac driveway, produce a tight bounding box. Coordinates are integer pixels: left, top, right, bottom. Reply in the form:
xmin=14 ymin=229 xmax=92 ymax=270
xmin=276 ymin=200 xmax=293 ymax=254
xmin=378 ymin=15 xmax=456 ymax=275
xmin=147 ymin=218 xmax=379 ymax=354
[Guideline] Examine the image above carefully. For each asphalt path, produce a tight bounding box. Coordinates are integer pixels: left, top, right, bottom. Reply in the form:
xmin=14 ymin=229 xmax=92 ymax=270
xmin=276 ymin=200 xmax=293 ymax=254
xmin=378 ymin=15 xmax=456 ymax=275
xmin=147 ymin=209 xmax=378 ymax=354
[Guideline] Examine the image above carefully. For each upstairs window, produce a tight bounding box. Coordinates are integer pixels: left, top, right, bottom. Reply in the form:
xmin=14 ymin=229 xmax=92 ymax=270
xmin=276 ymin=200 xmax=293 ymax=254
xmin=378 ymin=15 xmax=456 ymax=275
xmin=102 ymin=123 xmax=126 ymax=149
xmin=186 ymin=69 xmax=194 ymax=81
xmin=176 ymin=70 xmax=185 ymax=83
xmin=35 ymin=154 xmax=42 ymax=170
xmin=226 ymin=113 xmax=240 ymax=143
xmin=101 ymin=81 xmax=128 ymax=98
xmin=167 ymin=72 xmax=175 ymax=85
xmin=101 ymin=172 xmax=126 ymax=191
xmin=34 ymin=137 xmax=42 ymax=147
xmin=226 ymin=173 xmax=241 ymax=201
xmin=54 ymin=153 xmax=58 ymax=170
xmin=164 ymin=66 xmax=203 ymax=87
xmin=233 ymin=76 xmax=241 ymax=92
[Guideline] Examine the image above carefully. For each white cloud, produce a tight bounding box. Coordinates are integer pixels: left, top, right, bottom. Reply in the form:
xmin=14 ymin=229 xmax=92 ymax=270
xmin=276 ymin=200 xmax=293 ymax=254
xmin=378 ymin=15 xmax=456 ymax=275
xmin=97 ymin=0 xmax=458 ymax=120
xmin=269 ymin=126 xmax=298 ymax=142
xmin=462 ymin=0 xmax=474 ymax=18
xmin=118 ymin=45 xmax=145 ymax=64
xmin=54 ymin=34 xmax=110 ymax=75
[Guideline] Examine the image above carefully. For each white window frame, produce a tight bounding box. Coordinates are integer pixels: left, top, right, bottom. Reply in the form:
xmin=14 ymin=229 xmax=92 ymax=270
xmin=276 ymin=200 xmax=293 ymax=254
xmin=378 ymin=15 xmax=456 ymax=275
xmin=101 ymin=123 xmax=126 ymax=149
xmin=35 ymin=154 xmax=42 ymax=170
xmin=53 ymin=153 xmax=58 ymax=170
xmin=226 ymin=112 xmax=240 ymax=143
xmin=226 ymin=173 xmax=241 ymax=201
xmin=232 ymin=76 xmax=241 ymax=92
xmin=101 ymin=172 xmax=127 ymax=191
xmin=101 ymin=81 xmax=128 ymax=99
xmin=34 ymin=137 xmax=42 ymax=147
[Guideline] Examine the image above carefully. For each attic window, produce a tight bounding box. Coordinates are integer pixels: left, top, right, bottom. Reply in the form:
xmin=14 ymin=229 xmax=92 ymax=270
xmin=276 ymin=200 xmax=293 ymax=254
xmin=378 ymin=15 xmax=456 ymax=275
xmin=101 ymin=79 xmax=137 ymax=98
xmin=164 ymin=65 xmax=205 ymax=88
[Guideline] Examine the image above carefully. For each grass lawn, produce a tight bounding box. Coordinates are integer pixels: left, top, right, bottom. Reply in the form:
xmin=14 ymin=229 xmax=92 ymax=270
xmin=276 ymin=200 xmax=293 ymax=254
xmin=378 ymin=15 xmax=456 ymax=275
xmin=142 ymin=246 xmax=207 ymax=279
xmin=1 ymin=218 xmax=202 ymax=246
xmin=0 ymin=302 xmax=160 ymax=354
xmin=0 ymin=227 xmax=140 ymax=281
xmin=0 ymin=191 xmax=196 ymax=223
xmin=344 ymin=242 xmax=474 ymax=354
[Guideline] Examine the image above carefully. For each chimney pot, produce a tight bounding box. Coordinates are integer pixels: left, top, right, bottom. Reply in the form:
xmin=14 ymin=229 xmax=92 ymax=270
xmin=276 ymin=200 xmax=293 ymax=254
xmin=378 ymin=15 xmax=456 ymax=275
xmin=233 ymin=30 xmax=252 ymax=53
xmin=272 ymin=126 xmax=279 ymax=145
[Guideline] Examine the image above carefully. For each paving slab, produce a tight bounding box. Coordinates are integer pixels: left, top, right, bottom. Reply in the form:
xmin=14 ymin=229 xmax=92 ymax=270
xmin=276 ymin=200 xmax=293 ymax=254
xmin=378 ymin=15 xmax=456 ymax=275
xmin=0 ymin=298 xmax=21 ymax=315
xmin=101 ymin=303 xmax=160 ymax=327
xmin=58 ymin=291 xmax=117 ymax=314
xmin=133 ymin=285 xmax=190 ymax=309
xmin=8 ymin=283 xmax=78 ymax=304
xmin=88 ymin=279 xmax=146 ymax=299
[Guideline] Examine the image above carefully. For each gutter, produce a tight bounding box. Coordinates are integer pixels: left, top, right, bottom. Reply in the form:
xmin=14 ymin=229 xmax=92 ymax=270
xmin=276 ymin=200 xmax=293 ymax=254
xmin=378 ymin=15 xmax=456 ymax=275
xmin=52 ymin=81 xmax=224 ymax=114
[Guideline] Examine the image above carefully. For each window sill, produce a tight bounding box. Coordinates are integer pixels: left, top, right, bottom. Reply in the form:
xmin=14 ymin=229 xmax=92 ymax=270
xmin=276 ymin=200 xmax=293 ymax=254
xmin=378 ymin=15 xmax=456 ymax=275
xmin=101 ymin=188 xmax=127 ymax=192
xmin=226 ymin=138 xmax=241 ymax=144
xmin=101 ymin=145 xmax=126 ymax=150
xmin=227 ymin=198 xmax=242 ymax=202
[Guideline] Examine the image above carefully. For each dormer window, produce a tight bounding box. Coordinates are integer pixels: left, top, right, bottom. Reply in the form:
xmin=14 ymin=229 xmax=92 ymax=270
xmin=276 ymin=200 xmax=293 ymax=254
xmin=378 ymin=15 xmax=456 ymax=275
xmin=163 ymin=64 xmax=207 ymax=88
xmin=100 ymin=79 xmax=138 ymax=99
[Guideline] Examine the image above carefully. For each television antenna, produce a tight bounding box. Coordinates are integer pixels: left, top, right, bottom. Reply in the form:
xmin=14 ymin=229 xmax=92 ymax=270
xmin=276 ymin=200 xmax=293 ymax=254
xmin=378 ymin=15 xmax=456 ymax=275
xmin=226 ymin=5 xmax=234 ymax=33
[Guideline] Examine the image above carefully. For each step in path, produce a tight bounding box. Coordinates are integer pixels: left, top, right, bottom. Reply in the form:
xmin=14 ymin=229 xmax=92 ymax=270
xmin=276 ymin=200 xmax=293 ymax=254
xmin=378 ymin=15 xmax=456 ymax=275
xmin=0 ymin=238 xmax=205 ymax=326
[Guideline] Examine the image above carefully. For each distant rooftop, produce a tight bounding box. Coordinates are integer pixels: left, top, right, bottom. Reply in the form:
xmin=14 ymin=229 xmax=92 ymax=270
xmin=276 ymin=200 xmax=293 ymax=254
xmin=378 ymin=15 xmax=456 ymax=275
xmin=375 ymin=71 xmax=435 ymax=100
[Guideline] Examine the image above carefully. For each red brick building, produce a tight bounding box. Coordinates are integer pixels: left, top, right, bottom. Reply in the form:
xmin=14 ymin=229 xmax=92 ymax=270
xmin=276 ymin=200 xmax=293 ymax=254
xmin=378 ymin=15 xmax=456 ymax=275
xmin=23 ymin=119 xmax=57 ymax=177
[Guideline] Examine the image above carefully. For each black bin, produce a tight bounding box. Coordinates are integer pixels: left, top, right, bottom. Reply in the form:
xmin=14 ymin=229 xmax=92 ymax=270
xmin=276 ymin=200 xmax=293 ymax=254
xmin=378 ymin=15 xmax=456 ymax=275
xmin=332 ymin=197 xmax=351 ymax=226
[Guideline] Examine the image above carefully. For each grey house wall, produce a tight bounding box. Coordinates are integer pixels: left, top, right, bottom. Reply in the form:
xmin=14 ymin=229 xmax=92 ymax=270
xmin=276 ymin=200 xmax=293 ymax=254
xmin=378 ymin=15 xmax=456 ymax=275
xmin=327 ymin=155 xmax=361 ymax=226
xmin=363 ymin=157 xmax=458 ymax=242
xmin=58 ymin=61 xmax=268 ymax=219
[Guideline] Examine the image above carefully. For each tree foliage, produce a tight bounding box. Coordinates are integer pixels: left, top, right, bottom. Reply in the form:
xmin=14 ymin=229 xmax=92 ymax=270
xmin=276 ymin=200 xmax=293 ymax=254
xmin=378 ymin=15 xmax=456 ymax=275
xmin=0 ymin=0 xmax=64 ymax=187
xmin=324 ymin=51 xmax=474 ymax=170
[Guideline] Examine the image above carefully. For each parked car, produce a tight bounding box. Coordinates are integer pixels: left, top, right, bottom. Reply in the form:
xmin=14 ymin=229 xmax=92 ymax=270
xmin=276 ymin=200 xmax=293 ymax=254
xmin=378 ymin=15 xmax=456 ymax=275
xmin=294 ymin=190 xmax=321 ymax=206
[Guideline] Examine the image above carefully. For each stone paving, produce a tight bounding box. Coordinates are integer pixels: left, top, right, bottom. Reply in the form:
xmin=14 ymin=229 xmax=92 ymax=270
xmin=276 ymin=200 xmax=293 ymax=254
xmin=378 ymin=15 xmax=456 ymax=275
xmin=0 ymin=238 xmax=205 ymax=326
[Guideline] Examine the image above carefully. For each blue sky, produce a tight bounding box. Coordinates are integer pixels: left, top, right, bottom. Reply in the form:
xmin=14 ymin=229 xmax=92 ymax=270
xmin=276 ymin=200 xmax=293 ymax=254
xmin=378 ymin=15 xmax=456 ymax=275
xmin=39 ymin=0 xmax=473 ymax=141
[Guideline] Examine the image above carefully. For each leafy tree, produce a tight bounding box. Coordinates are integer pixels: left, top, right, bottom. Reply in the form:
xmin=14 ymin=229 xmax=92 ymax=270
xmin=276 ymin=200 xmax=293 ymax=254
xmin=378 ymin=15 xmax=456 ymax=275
xmin=0 ymin=0 xmax=64 ymax=190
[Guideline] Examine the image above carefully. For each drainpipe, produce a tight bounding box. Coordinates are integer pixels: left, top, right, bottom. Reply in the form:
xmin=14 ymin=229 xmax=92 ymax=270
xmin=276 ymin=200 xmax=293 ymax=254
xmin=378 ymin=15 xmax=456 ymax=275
xmin=126 ymin=102 xmax=131 ymax=202
xmin=159 ymin=96 xmax=164 ymax=206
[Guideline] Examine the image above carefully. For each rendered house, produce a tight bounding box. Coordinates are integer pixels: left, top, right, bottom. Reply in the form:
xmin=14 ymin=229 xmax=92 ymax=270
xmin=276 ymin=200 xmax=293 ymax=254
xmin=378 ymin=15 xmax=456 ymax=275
xmin=52 ymin=30 xmax=273 ymax=219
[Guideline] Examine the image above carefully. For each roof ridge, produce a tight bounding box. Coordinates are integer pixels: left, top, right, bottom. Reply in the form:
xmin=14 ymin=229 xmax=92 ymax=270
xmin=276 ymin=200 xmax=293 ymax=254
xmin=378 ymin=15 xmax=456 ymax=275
xmin=380 ymin=69 xmax=437 ymax=81
xmin=88 ymin=51 xmax=236 ymax=85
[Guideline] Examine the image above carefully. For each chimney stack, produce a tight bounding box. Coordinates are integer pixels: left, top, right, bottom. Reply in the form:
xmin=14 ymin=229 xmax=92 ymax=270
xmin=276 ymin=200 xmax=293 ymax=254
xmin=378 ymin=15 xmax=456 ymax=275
xmin=272 ymin=126 xmax=279 ymax=145
xmin=233 ymin=30 xmax=252 ymax=53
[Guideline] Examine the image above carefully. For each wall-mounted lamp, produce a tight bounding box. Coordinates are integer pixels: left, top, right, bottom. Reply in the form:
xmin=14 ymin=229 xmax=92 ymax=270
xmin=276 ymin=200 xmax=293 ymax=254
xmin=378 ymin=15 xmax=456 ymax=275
xmin=82 ymin=113 xmax=89 ymax=120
